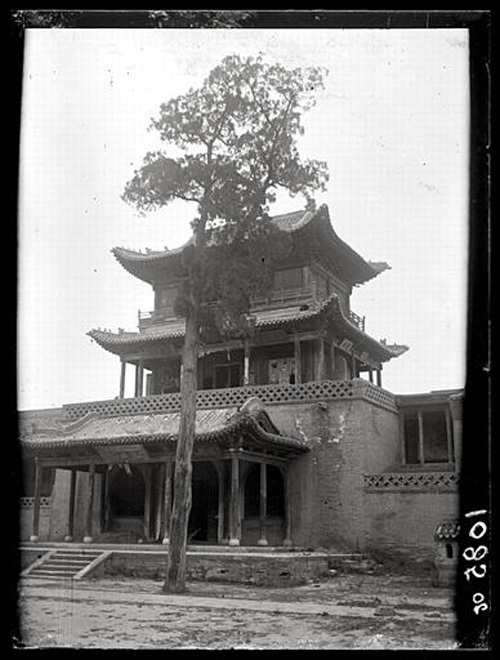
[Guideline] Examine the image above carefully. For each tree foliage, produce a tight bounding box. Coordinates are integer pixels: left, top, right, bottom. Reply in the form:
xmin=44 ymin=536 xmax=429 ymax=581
xmin=123 ymin=54 xmax=328 ymax=334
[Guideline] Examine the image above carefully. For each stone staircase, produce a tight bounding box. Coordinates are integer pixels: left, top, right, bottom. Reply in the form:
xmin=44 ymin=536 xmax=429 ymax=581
xmin=22 ymin=548 xmax=111 ymax=580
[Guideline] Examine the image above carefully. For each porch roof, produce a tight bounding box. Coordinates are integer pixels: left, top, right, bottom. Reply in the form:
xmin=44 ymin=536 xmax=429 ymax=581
xmin=20 ymin=399 xmax=308 ymax=460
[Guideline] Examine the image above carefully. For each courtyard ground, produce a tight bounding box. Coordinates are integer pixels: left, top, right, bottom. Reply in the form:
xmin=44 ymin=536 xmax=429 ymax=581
xmin=15 ymin=568 xmax=459 ymax=650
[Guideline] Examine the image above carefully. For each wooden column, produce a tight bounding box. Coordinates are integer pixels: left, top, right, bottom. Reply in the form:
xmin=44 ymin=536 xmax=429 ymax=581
xmin=376 ymin=368 xmax=382 ymax=387
xmin=162 ymin=458 xmax=173 ymax=544
xmin=351 ymin=353 xmax=357 ymax=379
xmin=137 ymin=360 xmax=145 ymax=397
xmin=64 ymin=468 xmax=77 ymax=542
xmin=283 ymin=468 xmax=292 ymax=547
xmin=134 ymin=362 xmax=141 ymax=397
xmin=445 ymin=408 xmax=454 ymax=465
xmin=449 ymin=394 xmax=463 ymax=470
xmin=228 ymin=451 xmax=240 ymax=546
xmin=417 ymin=412 xmax=425 ymax=465
xmin=104 ymin=467 xmax=112 ymax=532
xmin=330 ymin=342 xmax=336 ymax=380
xmin=30 ymin=458 xmax=42 ymax=542
xmin=119 ymin=360 xmax=126 ymax=399
xmin=143 ymin=464 xmax=152 ymax=541
xmin=258 ymin=461 xmax=268 ymax=546
xmin=154 ymin=463 xmax=165 ymax=541
xmin=317 ymin=335 xmax=326 ymax=381
xmin=83 ymin=463 xmax=96 ymax=543
xmin=216 ymin=462 xmax=225 ymax=544
xmin=294 ymin=331 xmax=302 ymax=384
xmin=243 ymin=340 xmax=250 ymax=386
xmin=368 ymin=369 xmax=373 ymax=383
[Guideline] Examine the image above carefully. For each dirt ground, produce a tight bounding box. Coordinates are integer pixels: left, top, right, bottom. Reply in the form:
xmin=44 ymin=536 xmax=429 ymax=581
xmin=15 ymin=570 xmax=458 ymax=650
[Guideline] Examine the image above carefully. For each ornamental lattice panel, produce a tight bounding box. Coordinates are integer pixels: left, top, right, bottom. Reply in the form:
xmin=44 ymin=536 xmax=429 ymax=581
xmin=20 ymin=497 xmax=51 ymax=508
xmin=364 ymin=472 xmax=458 ymax=491
xmin=361 ymin=383 xmax=398 ymax=412
xmin=63 ymin=380 xmax=356 ymax=420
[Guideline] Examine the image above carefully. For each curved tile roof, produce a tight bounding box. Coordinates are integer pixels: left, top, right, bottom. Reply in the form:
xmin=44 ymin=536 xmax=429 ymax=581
xmin=88 ymin=292 xmax=408 ymax=362
xmin=112 ymin=204 xmax=387 ymax=286
xmin=21 ymin=404 xmax=308 ymax=455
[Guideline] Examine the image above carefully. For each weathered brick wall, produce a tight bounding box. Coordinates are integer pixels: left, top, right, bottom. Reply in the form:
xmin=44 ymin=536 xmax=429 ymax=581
xmin=363 ymin=490 xmax=459 ymax=563
xmin=265 ymin=397 xmax=401 ymax=551
xmin=336 ymin=401 xmax=401 ymax=550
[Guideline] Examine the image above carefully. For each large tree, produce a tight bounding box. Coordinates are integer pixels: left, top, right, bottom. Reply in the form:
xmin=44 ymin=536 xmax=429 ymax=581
xmin=123 ymin=54 xmax=328 ymax=592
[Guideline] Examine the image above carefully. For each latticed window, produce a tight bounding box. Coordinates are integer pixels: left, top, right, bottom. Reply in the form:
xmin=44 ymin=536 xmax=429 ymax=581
xmin=402 ymin=408 xmax=453 ymax=465
xmin=273 ymin=267 xmax=304 ymax=290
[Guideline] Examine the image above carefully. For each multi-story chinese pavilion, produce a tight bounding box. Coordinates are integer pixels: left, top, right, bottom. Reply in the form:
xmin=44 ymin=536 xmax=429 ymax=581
xmin=19 ymin=203 xmax=462 ymax=575
xmin=90 ymin=204 xmax=406 ymax=396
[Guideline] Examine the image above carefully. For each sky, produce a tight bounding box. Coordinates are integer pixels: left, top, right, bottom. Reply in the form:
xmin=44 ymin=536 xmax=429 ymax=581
xmin=17 ymin=27 xmax=470 ymax=411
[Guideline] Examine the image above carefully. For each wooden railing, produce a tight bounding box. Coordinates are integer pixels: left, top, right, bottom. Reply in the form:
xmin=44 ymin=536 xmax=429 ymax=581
xmin=251 ymin=288 xmax=313 ymax=309
xmin=348 ymin=310 xmax=365 ymax=332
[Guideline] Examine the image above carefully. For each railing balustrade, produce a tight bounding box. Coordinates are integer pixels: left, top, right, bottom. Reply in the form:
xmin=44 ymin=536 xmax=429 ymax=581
xmin=62 ymin=379 xmax=397 ymax=422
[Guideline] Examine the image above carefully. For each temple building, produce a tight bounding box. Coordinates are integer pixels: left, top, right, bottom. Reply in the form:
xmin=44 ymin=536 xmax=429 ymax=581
xmin=19 ymin=204 xmax=462 ymax=566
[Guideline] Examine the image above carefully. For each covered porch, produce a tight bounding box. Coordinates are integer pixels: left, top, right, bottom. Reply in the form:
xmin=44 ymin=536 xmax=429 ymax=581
xmin=21 ymin=399 xmax=308 ymax=548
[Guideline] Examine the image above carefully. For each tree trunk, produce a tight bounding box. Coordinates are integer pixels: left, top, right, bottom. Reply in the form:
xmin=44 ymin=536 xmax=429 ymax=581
xmin=163 ymin=310 xmax=199 ymax=593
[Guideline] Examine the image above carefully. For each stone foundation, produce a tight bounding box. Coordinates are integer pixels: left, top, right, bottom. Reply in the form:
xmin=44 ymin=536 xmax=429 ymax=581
xmin=102 ymin=549 xmax=330 ymax=587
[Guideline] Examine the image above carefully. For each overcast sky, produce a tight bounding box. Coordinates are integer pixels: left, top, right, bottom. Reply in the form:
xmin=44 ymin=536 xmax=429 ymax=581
xmin=17 ymin=27 xmax=469 ymax=410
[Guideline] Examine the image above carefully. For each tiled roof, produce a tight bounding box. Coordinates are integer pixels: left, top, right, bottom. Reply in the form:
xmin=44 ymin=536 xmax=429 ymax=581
xmin=111 ymin=204 xmax=386 ymax=286
xmin=112 ymin=211 xmax=313 ymax=268
xmin=88 ymin=293 xmax=408 ymax=362
xmin=270 ymin=209 xmax=315 ymax=232
xmin=21 ymin=404 xmax=308 ymax=454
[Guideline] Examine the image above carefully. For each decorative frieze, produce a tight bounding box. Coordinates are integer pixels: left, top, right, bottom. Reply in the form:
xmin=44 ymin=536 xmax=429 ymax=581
xmin=364 ymin=471 xmax=458 ymax=491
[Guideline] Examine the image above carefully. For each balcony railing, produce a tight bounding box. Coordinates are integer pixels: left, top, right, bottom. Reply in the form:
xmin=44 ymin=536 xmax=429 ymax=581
xmin=62 ymin=379 xmax=397 ymax=422
xmin=348 ymin=310 xmax=365 ymax=332
xmin=139 ymin=301 xmax=366 ymax=334
xmin=251 ymin=288 xmax=313 ymax=310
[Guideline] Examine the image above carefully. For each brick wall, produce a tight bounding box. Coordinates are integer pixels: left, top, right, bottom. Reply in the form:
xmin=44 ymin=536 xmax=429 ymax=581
xmin=265 ymin=396 xmax=401 ymax=551
xmin=363 ymin=489 xmax=459 ymax=563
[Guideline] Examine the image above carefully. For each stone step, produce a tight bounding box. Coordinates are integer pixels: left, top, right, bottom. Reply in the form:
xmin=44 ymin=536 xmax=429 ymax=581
xmin=48 ymin=554 xmax=101 ymax=561
xmin=31 ymin=566 xmax=76 ymax=575
xmin=23 ymin=549 xmax=109 ymax=579
xmin=40 ymin=560 xmax=90 ymax=569
xmin=28 ymin=571 xmax=74 ymax=579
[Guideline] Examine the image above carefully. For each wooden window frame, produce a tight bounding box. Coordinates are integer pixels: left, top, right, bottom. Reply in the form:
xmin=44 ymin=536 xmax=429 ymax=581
xmin=401 ymin=407 xmax=454 ymax=467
